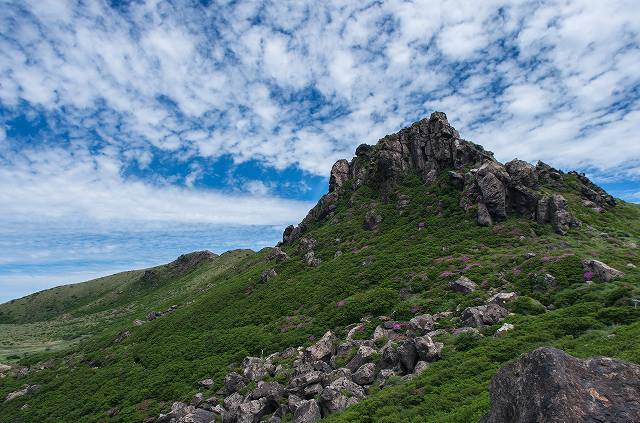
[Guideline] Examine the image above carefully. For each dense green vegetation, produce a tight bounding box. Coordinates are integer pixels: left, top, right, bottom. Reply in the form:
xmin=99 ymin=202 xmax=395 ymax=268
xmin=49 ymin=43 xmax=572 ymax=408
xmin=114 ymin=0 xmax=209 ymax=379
xmin=0 ymin=173 xmax=638 ymax=422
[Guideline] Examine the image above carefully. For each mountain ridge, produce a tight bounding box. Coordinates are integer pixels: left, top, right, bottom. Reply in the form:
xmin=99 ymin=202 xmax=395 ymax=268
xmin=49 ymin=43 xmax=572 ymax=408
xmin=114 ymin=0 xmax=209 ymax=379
xmin=0 ymin=111 xmax=638 ymax=423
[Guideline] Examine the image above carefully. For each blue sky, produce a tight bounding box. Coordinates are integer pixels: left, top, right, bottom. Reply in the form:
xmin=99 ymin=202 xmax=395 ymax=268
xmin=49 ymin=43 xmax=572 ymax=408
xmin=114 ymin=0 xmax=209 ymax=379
xmin=1 ymin=0 xmax=639 ymax=303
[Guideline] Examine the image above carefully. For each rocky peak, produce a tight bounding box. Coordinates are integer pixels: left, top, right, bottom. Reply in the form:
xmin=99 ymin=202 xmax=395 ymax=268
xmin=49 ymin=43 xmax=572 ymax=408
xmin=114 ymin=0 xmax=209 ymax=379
xmin=281 ymin=112 xmax=616 ymax=245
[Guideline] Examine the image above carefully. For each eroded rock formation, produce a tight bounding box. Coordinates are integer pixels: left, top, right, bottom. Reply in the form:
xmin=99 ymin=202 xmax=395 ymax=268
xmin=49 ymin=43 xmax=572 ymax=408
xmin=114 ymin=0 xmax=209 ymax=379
xmin=280 ymin=112 xmax=615 ymax=245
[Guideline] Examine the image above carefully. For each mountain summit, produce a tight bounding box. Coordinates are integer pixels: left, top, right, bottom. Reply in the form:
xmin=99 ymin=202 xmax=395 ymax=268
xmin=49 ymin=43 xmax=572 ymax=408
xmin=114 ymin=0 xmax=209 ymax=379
xmin=284 ymin=112 xmax=614 ymax=246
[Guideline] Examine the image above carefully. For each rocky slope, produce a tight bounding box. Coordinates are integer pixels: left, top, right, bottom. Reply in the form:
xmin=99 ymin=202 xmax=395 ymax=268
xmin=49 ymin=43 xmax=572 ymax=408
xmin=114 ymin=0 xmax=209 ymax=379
xmin=0 ymin=112 xmax=638 ymax=423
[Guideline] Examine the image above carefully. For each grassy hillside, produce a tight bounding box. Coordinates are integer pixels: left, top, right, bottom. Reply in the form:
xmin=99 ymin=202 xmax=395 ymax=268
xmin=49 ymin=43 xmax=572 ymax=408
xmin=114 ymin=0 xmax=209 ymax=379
xmin=0 ymin=250 xmax=253 ymax=361
xmin=0 ymin=172 xmax=638 ymax=422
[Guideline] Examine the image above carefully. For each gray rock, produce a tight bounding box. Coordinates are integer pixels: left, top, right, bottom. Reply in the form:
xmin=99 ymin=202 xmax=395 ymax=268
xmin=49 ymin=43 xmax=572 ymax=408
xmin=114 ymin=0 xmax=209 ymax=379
xmin=583 ymin=259 xmax=624 ymax=282
xmin=488 ymin=292 xmax=518 ymax=308
xmin=414 ymin=335 xmax=443 ymax=362
xmin=329 ymin=160 xmax=350 ymax=193
xmin=224 ymin=372 xmax=246 ymax=394
xmin=260 ymin=269 xmax=277 ymax=283
xmin=482 ymin=347 xmax=640 ymax=423
xmin=304 ymin=251 xmax=321 ymax=267
xmin=322 ymin=368 xmax=352 ymax=386
xmin=198 ymin=378 xmax=214 ymax=389
xmin=380 ymin=341 xmax=400 ymax=370
xmin=407 ymin=314 xmax=435 ymax=335
xmin=319 ymin=386 xmax=359 ymax=415
xmin=505 ymin=159 xmax=538 ymax=187
xmin=293 ymin=399 xmax=321 ymax=423
xmin=190 ymin=392 xmax=205 ymax=407
xmin=448 ymin=276 xmax=477 ymax=294
xmin=478 ymin=172 xmax=506 ymax=219
xmin=477 ymin=202 xmax=493 ymax=226
xmin=346 ymin=345 xmax=377 ymax=371
xmin=242 ymin=357 xmax=272 ymax=381
xmin=156 ymin=405 xmax=217 ymax=423
xmin=397 ymin=339 xmax=419 ymax=373
xmin=327 ymin=377 xmax=366 ymax=399
xmin=461 ymin=304 xmax=509 ymax=327
xmin=304 ymin=331 xmax=338 ymax=363
xmin=267 ymin=247 xmax=289 ymax=263
xmin=236 ymin=398 xmax=272 ymax=423
xmin=251 ymin=381 xmax=285 ymax=401
xmin=352 ymin=363 xmax=376 ymax=385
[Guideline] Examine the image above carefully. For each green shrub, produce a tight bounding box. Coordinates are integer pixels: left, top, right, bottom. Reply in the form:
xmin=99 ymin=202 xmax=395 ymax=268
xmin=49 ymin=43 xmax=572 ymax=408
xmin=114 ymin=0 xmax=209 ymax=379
xmin=511 ymin=296 xmax=546 ymax=315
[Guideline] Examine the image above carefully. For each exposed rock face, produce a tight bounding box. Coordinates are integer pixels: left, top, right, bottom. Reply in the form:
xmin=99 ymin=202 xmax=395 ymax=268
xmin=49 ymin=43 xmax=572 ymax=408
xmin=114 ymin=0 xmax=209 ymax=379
xmin=482 ymin=347 xmax=640 ymax=423
xmin=583 ymin=259 xmax=624 ymax=282
xmin=280 ymin=111 xmax=614 ymax=245
xmin=329 ymin=160 xmax=350 ymax=193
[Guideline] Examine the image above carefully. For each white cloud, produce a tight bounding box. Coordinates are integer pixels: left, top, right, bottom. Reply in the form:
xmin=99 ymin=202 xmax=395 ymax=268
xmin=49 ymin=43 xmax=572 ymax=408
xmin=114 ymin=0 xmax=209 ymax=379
xmin=0 ymin=146 xmax=312 ymax=226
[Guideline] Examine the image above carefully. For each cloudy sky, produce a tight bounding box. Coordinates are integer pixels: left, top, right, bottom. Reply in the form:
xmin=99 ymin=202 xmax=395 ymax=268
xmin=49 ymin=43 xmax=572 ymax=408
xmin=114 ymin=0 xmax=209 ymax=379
xmin=1 ymin=0 xmax=639 ymax=302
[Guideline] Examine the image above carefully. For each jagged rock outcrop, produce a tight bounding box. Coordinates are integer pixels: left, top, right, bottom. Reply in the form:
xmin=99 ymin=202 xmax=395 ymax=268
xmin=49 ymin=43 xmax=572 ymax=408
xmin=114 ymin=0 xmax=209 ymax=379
xmin=280 ymin=111 xmax=615 ymax=245
xmin=482 ymin=347 xmax=640 ymax=423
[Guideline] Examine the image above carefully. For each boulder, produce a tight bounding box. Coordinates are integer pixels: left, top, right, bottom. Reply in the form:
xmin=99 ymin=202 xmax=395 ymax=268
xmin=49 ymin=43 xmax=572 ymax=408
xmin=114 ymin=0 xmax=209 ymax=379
xmin=322 ymin=368 xmax=352 ymax=386
xmin=224 ymin=372 xmax=246 ymax=394
xmin=242 ymin=357 xmax=272 ymax=381
xmin=293 ymin=399 xmax=321 ymax=423
xmin=304 ymin=331 xmax=338 ymax=363
xmin=583 ymin=259 xmax=624 ymax=282
xmin=380 ymin=341 xmax=400 ymax=370
xmin=236 ymin=398 xmax=272 ymax=423
xmin=346 ymin=345 xmax=377 ymax=371
xmin=461 ymin=304 xmax=509 ymax=327
xmin=260 ymin=268 xmax=277 ymax=283
xmin=327 ymin=377 xmax=366 ymax=399
xmin=477 ymin=202 xmax=493 ymax=226
xmin=397 ymin=339 xmax=419 ymax=373
xmin=407 ymin=314 xmax=435 ymax=335
xmin=482 ymin=347 xmax=640 ymax=423
xmin=156 ymin=403 xmax=217 ymax=423
xmin=319 ymin=386 xmax=359 ymax=415
xmin=478 ymin=172 xmax=506 ymax=219
xmin=549 ymin=194 xmax=579 ymax=235
xmin=190 ymin=392 xmax=205 ymax=407
xmin=414 ymin=335 xmax=443 ymax=362
xmin=251 ymin=381 xmax=285 ymax=401
xmin=448 ymin=276 xmax=477 ymax=294
xmin=304 ymin=251 xmax=321 ymax=267
xmin=488 ymin=292 xmax=518 ymax=308
xmin=352 ymin=363 xmax=377 ymax=385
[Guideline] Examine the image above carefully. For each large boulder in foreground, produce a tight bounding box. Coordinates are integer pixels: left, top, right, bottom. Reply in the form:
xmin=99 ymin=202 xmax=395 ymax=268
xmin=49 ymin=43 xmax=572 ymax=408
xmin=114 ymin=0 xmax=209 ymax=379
xmin=482 ymin=347 xmax=640 ymax=423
